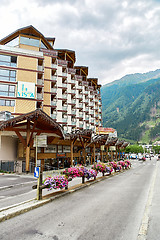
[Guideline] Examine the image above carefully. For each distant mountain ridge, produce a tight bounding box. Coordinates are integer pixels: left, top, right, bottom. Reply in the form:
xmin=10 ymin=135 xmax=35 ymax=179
xmin=101 ymin=69 xmax=160 ymax=144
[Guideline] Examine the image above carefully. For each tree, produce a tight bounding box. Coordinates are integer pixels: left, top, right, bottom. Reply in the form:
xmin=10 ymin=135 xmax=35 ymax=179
xmin=125 ymin=144 xmax=144 ymax=154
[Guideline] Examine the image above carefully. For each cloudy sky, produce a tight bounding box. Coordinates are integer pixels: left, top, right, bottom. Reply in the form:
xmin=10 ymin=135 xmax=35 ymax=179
xmin=1 ymin=0 xmax=160 ymax=85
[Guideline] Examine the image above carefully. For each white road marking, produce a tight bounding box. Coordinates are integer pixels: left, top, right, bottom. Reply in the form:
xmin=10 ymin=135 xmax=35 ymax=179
xmin=137 ymin=161 xmax=158 ymax=239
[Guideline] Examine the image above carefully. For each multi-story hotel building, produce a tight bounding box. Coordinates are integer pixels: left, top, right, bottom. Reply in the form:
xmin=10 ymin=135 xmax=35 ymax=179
xmin=0 ymin=25 xmax=102 ymax=133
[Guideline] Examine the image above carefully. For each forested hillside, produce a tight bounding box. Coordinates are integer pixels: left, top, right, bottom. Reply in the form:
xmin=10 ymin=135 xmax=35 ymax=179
xmin=101 ymin=70 xmax=160 ymax=143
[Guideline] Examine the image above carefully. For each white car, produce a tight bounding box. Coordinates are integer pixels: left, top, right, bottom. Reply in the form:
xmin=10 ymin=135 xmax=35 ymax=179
xmin=130 ymin=154 xmax=137 ymax=159
xmin=138 ymin=155 xmax=143 ymax=160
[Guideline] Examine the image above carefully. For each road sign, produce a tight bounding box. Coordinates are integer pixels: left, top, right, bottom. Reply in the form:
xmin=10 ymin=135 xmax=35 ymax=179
xmin=34 ymin=167 xmax=40 ymax=178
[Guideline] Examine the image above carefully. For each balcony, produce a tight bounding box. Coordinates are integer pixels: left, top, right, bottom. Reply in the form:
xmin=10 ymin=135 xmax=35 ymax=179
xmin=79 ymin=113 xmax=83 ymax=118
xmin=37 ymin=93 xmax=43 ymax=99
xmin=68 ymin=68 xmax=76 ymax=74
xmin=79 ymin=103 xmax=83 ymax=108
xmin=72 ymin=110 xmax=76 ymax=115
xmin=62 ymin=72 xmax=67 ymax=77
xmin=71 ymin=79 xmax=76 ymax=84
xmin=71 ymin=99 xmax=76 ymax=105
xmin=52 ymin=70 xmax=57 ymax=76
xmin=62 ymin=118 xmax=68 ymax=123
xmin=90 ymin=110 xmax=94 ymax=115
xmin=90 ymin=103 xmax=94 ymax=107
xmin=84 ymin=91 xmax=88 ymax=95
xmin=79 ymin=94 xmax=83 ymax=99
xmin=51 ymin=76 xmax=57 ymax=81
xmin=62 ymin=106 xmax=67 ymax=111
xmin=62 ymin=83 xmax=67 ymax=88
xmin=37 ymin=79 xmax=43 ymax=85
xmin=90 ymin=95 xmax=94 ymax=99
xmin=51 ymin=64 xmax=57 ymax=69
xmin=77 ymin=85 xmax=83 ymax=90
xmin=51 ymin=88 xmax=57 ymax=93
xmin=51 ymin=114 xmax=56 ymax=119
xmin=90 ymin=119 xmax=94 ymax=123
xmin=58 ymin=59 xmax=67 ymax=66
xmin=79 ymin=123 xmax=83 ymax=128
xmin=85 ymin=107 xmax=89 ymax=112
xmin=62 ymin=94 xmax=67 ymax=100
xmin=86 ymin=116 xmax=89 ymax=120
xmin=72 ymin=121 xmax=76 ymax=126
xmin=76 ymin=75 xmax=82 ymax=81
xmin=37 ymin=65 xmax=43 ymax=71
xmin=71 ymin=89 xmax=76 ymax=94
xmin=51 ymin=101 xmax=57 ymax=106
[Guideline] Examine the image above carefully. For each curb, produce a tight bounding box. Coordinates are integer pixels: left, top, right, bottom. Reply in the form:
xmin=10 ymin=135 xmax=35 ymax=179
xmin=0 ymin=169 xmax=129 ymax=222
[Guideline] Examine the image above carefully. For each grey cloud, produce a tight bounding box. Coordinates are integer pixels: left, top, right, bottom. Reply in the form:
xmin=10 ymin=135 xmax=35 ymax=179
xmin=37 ymin=0 xmax=83 ymax=7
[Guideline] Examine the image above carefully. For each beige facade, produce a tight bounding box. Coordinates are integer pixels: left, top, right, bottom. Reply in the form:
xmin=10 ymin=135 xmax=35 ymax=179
xmin=0 ymin=25 xmax=102 ymax=133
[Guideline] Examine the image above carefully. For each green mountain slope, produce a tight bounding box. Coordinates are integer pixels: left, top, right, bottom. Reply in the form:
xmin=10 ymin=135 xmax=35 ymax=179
xmin=101 ymin=70 xmax=160 ymax=143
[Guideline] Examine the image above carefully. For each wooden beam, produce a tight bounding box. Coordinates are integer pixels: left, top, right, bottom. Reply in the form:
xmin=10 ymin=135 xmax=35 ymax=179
xmin=14 ymin=122 xmax=34 ymax=128
xmin=41 ymin=147 xmax=45 ymax=171
xmin=79 ymin=136 xmax=84 ymax=148
xmin=71 ymin=140 xmax=73 ymax=166
xmin=15 ymin=130 xmax=26 ymax=147
xmin=26 ymin=120 xmax=30 ymax=172
xmin=93 ymin=144 xmax=95 ymax=164
xmin=116 ymin=146 xmax=118 ymax=160
xmin=73 ymin=137 xmax=77 ymax=145
xmin=106 ymin=146 xmax=109 ymax=161
xmin=27 ymin=120 xmax=37 ymax=147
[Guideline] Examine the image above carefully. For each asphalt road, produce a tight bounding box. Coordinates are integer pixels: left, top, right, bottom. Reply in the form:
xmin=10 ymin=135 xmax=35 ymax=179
xmin=0 ymin=159 xmax=158 ymax=240
xmin=0 ymin=174 xmax=37 ymax=208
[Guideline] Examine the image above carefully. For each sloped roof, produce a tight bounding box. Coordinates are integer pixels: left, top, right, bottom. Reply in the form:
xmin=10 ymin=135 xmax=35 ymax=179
xmin=0 ymin=25 xmax=53 ymax=50
xmin=74 ymin=66 xmax=88 ymax=76
xmin=0 ymin=109 xmax=64 ymax=138
xmin=56 ymin=49 xmax=76 ymax=63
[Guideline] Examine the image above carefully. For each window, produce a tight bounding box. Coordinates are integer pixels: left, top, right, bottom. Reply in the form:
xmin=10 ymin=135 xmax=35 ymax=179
xmin=20 ymin=36 xmax=40 ymax=47
xmin=5 ymin=37 xmax=19 ymax=47
xmin=0 ymin=99 xmax=15 ymax=106
xmin=0 ymin=84 xmax=15 ymax=97
xmin=40 ymin=41 xmax=47 ymax=49
xmin=0 ymin=69 xmax=16 ymax=82
xmin=0 ymin=54 xmax=17 ymax=67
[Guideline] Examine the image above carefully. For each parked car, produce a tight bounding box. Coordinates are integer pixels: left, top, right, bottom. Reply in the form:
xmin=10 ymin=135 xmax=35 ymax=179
xmin=138 ymin=155 xmax=143 ymax=160
xmin=145 ymin=154 xmax=150 ymax=158
xmin=130 ymin=154 xmax=137 ymax=159
xmin=142 ymin=157 xmax=146 ymax=161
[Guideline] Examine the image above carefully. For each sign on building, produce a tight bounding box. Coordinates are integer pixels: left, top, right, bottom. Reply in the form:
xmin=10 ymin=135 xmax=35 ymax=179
xmin=109 ymin=146 xmax=116 ymax=151
xmin=17 ymin=81 xmax=35 ymax=99
xmin=96 ymin=127 xmax=117 ymax=137
xmin=33 ymin=135 xmax=47 ymax=147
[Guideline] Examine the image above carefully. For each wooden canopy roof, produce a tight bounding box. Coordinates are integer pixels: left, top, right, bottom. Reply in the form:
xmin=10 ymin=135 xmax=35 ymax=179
xmin=74 ymin=66 xmax=88 ymax=76
xmin=115 ymin=140 xmax=124 ymax=147
xmin=106 ymin=137 xmax=118 ymax=146
xmin=56 ymin=49 xmax=76 ymax=64
xmin=91 ymin=134 xmax=109 ymax=144
xmin=0 ymin=25 xmax=53 ymax=50
xmin=88 ymin=78 xmax=98 ymax=87
xmin=0 ymin=109 xmax=64 ymax=138
xmin=121 ymin=142 xmax=129 ymax=148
